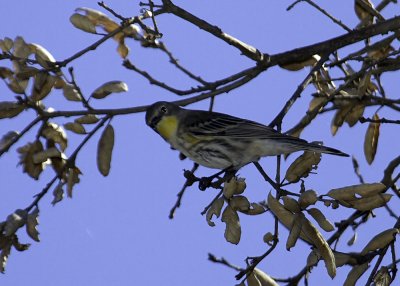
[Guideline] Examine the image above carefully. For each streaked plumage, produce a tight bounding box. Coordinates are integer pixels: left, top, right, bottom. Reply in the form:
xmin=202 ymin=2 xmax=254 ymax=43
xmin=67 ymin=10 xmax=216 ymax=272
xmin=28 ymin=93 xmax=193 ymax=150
xmin=145 ymin=101 xmax=348 ymax=170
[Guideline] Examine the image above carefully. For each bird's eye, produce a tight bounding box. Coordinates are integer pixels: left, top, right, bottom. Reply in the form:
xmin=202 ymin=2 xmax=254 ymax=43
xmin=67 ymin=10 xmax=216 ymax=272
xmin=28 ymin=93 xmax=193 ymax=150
xmin=160 ymin=106 xmax=167 ymax=113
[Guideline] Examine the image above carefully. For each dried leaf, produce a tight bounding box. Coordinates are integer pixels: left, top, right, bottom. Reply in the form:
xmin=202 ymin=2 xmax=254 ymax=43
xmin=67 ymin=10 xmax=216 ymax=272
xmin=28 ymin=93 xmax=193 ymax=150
xmin=345 ymin=104 xmax=365 ymax=127
xmin=31 ymin=72 xmax=56 ymax=101
xmin=117 ymin=42 xmax=129 ymax=59
xmin=354 ymin=0 xmax=374 ymax=24
xmin=75 ymin=114 xmax=99 ymax=124
xmin=364 ymin=113 xmax=380 ymax=164
xmin=302 ymin=218 xmax=336 ymax=278
xmin=70 ymin=13 xmax=97 ymax=34
xmin=329 ymin=183 xmax=385 ymax=199
xmin=247 ymin=271 xmax=262 ymax=286
xmin=307 ymin=208 xmax=334 ymax=232
xmin=66 ymin=167 xmax=81 ymax=198
xmin=344 ymin=263 xmax=369 ymax=286
xmin=0 ymin=243 xmax=11 ymax=273
xmin=97 ymin=124 xmax=114 ymax=176
xmin=350 ymin=193 xmax=392 ymax=211
xmin=0 ymin=131 xmax=19 ymax=152
xmin=13 ymin=36 xmax=34 ymax=59
xmin=361 ymin=228 xmax=399 ymax=255
xmin=52 ymin=181 xmax=64 ymax=206
xmin=76 ymin=7 xmax=119 ymax=34
xmin=333 ymin=251 xmax=358 ymax=267
xmin=223 ymin=177 xmax=246 ymax=199
xmin=41 ymin=122 xmax=68 ymax=151
xmin=26 ymin=208 xmax=40 ymax=242
xmin=62 ymin=84 xmax=82 ymax=101
xmin=282 ymin=196 xmax=301 ymax=213
xmin=0 ymin=101 xmax=24 ymax=119
xmin=298 ymin=190 xmax=318 ymax=209
xmin=221 ymin=205 xmax=241 ymax=245
xmin=241 ymin=203 xmax=266 ymax=215
xmin=308 ymin=97 xmax=326 ymax=113
xmin=64 ymin=122 xmax=86 ymax=134
xmin=7 ymin=78 xmax=28 ymax=94
xmin=331 ymin=104 xmax=353 ymax=136
xmin=11 ymin=235 xmax=30 ymax=251
xmin=0 ymin=67 xmax=13 ymax=79
xmin=0 ymin=37 xmax=13 ymax=53
xmin=229 ymin=195 xmax=250 ymax=211
xmin=4 ymin=210 xmax=27 ymax=236
xmin=32 ymin=147 xmax=62 ymax=164
xmin=287 ymin=213 xmax=303 ymax=250
xmin=263 ymin=232 xmax=275 ymax=245
xmin=374 ymin=266 xmax=391 ymax=286
xmin=306 ymin=249 xmax=320 ymax=268
xmin=17 ymin=141 xmax=45 ymax=180
xmin=91 ymin=81 xmax=128 ymax=99
xmin=31 ymin=43 xmax=56 ymax=69
xmin=206 ymin=197 xmax=224 ymax=227
xmin=347 ymin=232 xmax=357 ymax=246
xmin=251 ymin=268 xmax=279 ymax=286
xmin=285 ymin=152 xmax=321 ymax=183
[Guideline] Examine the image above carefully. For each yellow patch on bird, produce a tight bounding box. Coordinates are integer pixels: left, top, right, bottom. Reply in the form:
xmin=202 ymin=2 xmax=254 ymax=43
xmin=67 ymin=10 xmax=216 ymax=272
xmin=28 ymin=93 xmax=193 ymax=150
xmin=156 ymin=115 xmax=178 ymax=140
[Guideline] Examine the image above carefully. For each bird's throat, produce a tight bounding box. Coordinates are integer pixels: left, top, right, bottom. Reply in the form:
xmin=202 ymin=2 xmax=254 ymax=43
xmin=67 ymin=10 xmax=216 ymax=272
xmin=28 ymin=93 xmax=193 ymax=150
xmin=156 ymin=115 xmax=178 ymax=140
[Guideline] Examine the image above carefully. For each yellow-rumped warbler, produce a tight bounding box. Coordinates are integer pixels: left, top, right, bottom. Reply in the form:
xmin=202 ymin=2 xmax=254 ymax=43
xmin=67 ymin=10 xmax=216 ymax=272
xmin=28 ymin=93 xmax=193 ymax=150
xmin=145 ymin=101 xmax=348 ymax=170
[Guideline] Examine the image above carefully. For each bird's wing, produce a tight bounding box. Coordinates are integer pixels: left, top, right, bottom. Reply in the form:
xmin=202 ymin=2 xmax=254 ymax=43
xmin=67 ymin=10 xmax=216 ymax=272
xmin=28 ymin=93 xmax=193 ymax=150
xmin=185 ymin=111 xmax=306 ymax=142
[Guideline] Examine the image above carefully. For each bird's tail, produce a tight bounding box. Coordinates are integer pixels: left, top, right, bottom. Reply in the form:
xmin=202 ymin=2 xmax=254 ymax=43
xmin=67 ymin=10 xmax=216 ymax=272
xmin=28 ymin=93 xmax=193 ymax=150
xmin=304 ymin=141 xmax=349 ymax=157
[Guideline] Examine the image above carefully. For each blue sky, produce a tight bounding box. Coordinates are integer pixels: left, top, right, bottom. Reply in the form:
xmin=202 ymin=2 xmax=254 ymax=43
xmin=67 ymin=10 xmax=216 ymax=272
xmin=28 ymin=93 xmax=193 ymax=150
xmin=0 ymin=1 xmax=399 ymax=285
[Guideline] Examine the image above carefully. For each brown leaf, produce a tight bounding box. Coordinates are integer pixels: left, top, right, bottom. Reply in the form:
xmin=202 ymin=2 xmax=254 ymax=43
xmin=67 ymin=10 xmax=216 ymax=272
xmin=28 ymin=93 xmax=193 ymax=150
xmin=206 ymin=197 xmax=224 ymax=227
xmin=251 ymin=268 xmax=279 ymax=286
xmin=26 ymin=208 xmax=40 ymax=242
xmin=17 ymin=141 xmax=45 ymax=180
xmin=70 ymin=13 xmax=97 ymax=34
xmin=64 ymin=122 xmax=86 ymax=134
xmin=4 ymin=210 xmax=27 ymax=236
xmin=286 ymin=213 xmax=303 ymax=250
xmin=32 ymin=147 xmax=63 ymax=164
xmin=0 ymin=243 xmax=11 ymax=273
xmin=66 ymin=167 xmax=81 ymax=198
xmin=344 ymin=263 xmax=369 ymax=286
xmin=279 ymin=55 xmax=321 ymax=71
xmin=374 ymin=266 xmax=391 ymax=286
xmin=52 ymin=181 xmax=64 ymax=206
xmin=347 ymin=232 xmax=357 ymax=246
xmin=361 ymin=228 xmax=399 ymax=255
xmin=62 ymin=84 xmax=82 ymax=101
xmin=0 ymin=67 xmax=13 ymax=79
xmin=117 ymin=42 xmax=129 ymax=59
xmin=31 ymin=43 xmax=56 ymax=69
xmin=223 ymin=177 xmax=246 ymax=199
xmin=0 ymin=101 xmax=24 ymax=119
xmin=97 ymin=124 xmax=114 ymax=176
xmin=75 ymin=114 xmax=99 ymax=124
xmin=285 ymin=152 xmax=321 ymax=183
xmin=41 ymin=122 xmax=68 ymax=151
xmin=0 ymin=131 xmax=19 ymax=152
xmin=282 ymin=196 xmax=301 ymax=213
xmin=31 ymin=72 xmax=56 ymax=101
xmin=221 ymin=205 xmax=241 ymax=245
xmin=91 ymin=81 xmax=128 ymax=99
xmin=349 ymin=193 xmax=392 ymax=211
xmin=240 ymin=203 xmax=266 ymax=215
xmin=344 ymin=103 xmax=365 ymax=127
xmin=364 ymin=113 xmax=380 ymax=164
xmin=0 ymin=37 xmax=13 ymax=53
xmin=307 ymin=208 xmax=334 ymax=232
xmin=229 ymin=195 xmax=251 ymax=212
xmin=298 ymin=190 xmax=318 ymax=209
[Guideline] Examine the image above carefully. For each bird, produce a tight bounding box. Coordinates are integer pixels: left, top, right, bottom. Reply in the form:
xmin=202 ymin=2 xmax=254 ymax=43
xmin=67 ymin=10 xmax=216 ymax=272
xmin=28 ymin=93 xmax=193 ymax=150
xmin=145 ymin=101 xmax=349 ymax=171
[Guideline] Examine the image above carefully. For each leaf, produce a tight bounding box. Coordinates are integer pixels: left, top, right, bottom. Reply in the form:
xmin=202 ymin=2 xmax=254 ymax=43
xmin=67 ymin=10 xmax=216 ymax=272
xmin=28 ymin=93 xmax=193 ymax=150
xmin=41 ymin=122 xmax=68 ymax=151
xmin=64 ymin=122 xmax=86 ymax=134
xmin=221 ymin=205 xmax=241 ymax=245
xmin=7 ymin=78 xmax=28 ymax=94
xmin=75 ymin=114 xmax=99 ymax=124
xmin=285 ymin=152 xmax=321 ymax=183
xmin=117 ymin=42 xmax=129 ymax=59
xmin=240 ymin=203 xmax=266 ymax=215
xmin=364 ymin=113 xmax=380 ymax=164
xmin=301 ymin=218 xmax=336 ymax=278
xmin=329 ymin=183 xmax=385 ymax=199
xmin=0 ymin=101 xmax=24 ymax=119
xmin=31 ymin=72 xmax=56 ymax=101
xmin=17 ymin=141 xmax=45 ymax=180
xmin=52 ymin=181 xmax=64 ymax=206
xmin=4 ymin=209 xmax=27 ymax=236
xmin=91 ymin=81 xmax=128 ymax=99
xmin=307 ymin=208 xmax=334 ymax=232
xmin=206 ymin=197 xmax=224 ymax=227
xmin=0 ymin=243 xmax=11 ymax=273
xmin=349 ymin=193 xmax=392 ymax=211
xmin=62 ymin=84 xmax=82 ymax=101
xmin=0 ymin=37 xmax=13 ymax=52
xmin=251 ymin=268 xmax=279 ymax=286
xmin=76 ymin=7 xmax=119 ymax=33
xmin=223 ymin=177 xmax=246 ymax=199
xmin=229 ymin=195 xmax=251 ymax=212
xmin=0 ymin=131 xmax=19 ymax=152
xmin=11 ymin=234 xmax=30 ymax=251
xmin=12 ymin=36 xmax=34 ymax=59
xmin=70 ymin=13 xmax=97 ymax=34
xmin=344 ymin=263 xmax=369 ymax=286
xmin=26 ymin=208 xmax=40 ymax=242
xmin=298 ymin=190 xmax=318 ymax=209
xmin=282 ymin=196 xmax=301 ymax=213
xmin=354 ymin=0 xmax=374 ymax=24
xmin=97 ymin=124 xmax=114 ymax=176
xmin=361 ymin=228 xmax=399 ymax=255
xmin=31 ymin=43 xmax=56 ymax=69
xmin=0 ymin=67 xmax=13 ymax=79
xmin=32 ymin=147 xmax=62 ymax=164
xmin=374 ymin=266 xmax=391 ymax=286
xmin=331 ymin=104 xmax=353 ymax=136
xmin=66 ymin=167 xmax=81 ymax=198
xmin=347 ymin=232 xmax=357 ymax=246
xmin=344 ymin=103 xmax=365 ymax=127
xmin=286 ymin=213 xmax=303 ymax=250
xmin=263 ymin=232 xmax=275 ymax=245
xmin=333 ymin=251 xmax=358 ymax=267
